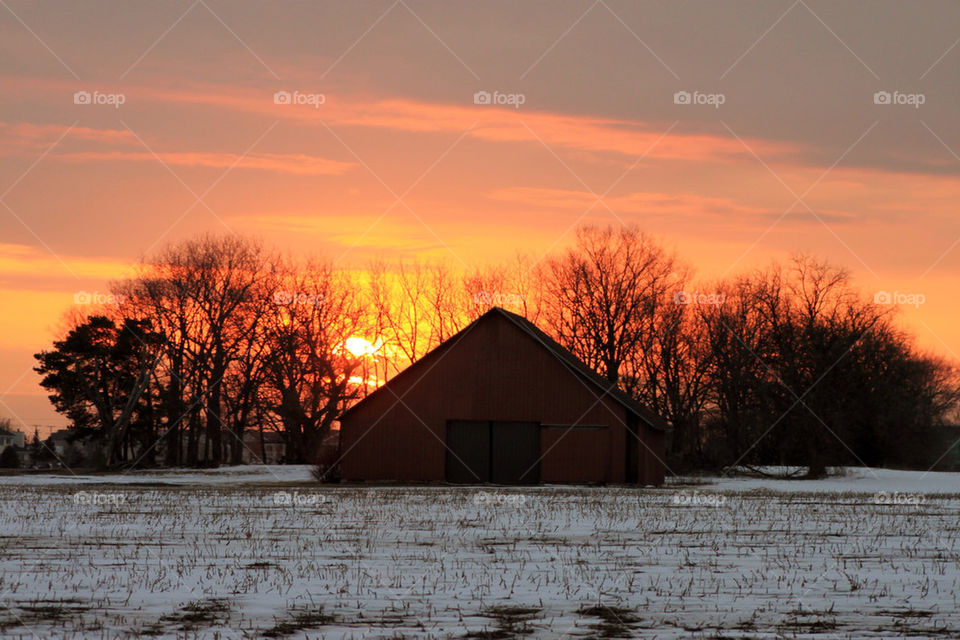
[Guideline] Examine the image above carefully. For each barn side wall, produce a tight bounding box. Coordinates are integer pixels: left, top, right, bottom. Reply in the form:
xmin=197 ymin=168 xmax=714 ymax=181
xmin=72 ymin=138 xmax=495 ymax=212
xmin=540 ymin=427 xmax=612 ymax=483
xmin=639 ymin=424 xmax=667 ymax=485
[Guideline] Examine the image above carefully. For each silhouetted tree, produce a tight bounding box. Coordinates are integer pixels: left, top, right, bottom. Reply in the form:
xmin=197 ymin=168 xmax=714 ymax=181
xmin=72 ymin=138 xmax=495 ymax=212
xmin=542 ymin=225 xmax=677 ymax=384
xmin=262 ymin=260 xmax=365 ymax=462
xmin=119 ymin=234 xmax=268 ymax=466
xmin=31 ymin=228 xmax=960 ymax=474
xmin=34 ymin=316 xmax=161 ymax=466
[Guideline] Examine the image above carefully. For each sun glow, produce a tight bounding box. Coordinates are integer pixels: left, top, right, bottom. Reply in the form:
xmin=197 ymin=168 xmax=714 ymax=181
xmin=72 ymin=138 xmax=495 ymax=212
xmin=344 ymin=336 xmax=379 ymax=358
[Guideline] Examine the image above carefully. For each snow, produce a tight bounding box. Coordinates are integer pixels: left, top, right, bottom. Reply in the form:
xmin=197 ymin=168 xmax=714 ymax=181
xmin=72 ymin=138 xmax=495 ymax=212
xmin=0 ymin=464 xmax=314 ymax=486
xmin=0 ymin=468 xmax=958 ymax=638
xmin=696 ymin=466 xmax=960 ymax=495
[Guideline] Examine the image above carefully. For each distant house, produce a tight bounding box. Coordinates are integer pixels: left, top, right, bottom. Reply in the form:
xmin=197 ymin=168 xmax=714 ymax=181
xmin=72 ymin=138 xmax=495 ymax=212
xmin=0 ymin=428 xmax=25 ymax=453
xmin=242 ymin=430 xmax=287 ymax=465
xmin=0 ymin=428 xmax=26 ymax=467
xmin=339 ymin=307 xmax=669 ymax=485
xmin=48 ymin=428 xmax=76 ymax=457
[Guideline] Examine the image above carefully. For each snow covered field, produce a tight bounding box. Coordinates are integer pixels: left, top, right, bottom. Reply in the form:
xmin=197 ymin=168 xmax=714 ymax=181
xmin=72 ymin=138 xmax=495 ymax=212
xmin=703 ymin=467 xmax=960 ymax=496
xmin=0 ymin=464 xmax=315 ymax=486
xmin=0 ymin=469 xmax=959 ymax=638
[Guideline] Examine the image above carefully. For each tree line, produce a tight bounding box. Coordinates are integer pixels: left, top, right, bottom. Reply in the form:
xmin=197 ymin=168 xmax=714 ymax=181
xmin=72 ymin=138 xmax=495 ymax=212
xmin=33 ymin=227 xmax=959 ymax=475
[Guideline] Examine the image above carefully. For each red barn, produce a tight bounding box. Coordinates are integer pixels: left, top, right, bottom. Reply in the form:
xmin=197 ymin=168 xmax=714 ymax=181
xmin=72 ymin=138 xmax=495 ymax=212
xmin=338 ymin=307 xmax=669 ymax=485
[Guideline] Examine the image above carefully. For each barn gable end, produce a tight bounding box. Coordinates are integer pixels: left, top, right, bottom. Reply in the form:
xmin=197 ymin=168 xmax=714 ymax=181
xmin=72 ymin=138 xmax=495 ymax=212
xmin=338 ymin=307 xmax=668 ymax=485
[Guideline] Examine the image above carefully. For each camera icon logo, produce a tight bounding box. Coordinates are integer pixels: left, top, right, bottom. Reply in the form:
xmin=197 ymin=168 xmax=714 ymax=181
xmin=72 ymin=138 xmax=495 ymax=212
xmin=673 ymin=291 xmax=691 ymax=304
xmin=273 ymin=290 xmax=294 ymax=305
xmin=873 ymin=91 xmax=891 ymax=105
xmin=273 ymin=91 xmax=292 ymax=105
xmin=673 ymin=91 xmax=691 ymax=105
xmin=473 ymin=90 xmax=491 ymax=105
xmin=73 ymin=91 xmax=91 ymax=105
xmin=472 ymin=290 xmax=493 ymax=305
xmin=873 ymin=290 xmax=892 ymax=304
xmin=73 ymin=291 xmax=92 ymax=304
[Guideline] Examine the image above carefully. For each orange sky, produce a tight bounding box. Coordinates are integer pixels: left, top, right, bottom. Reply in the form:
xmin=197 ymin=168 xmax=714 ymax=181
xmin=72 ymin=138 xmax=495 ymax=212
xmin=2 ymin=0 xmax=959 ymax=431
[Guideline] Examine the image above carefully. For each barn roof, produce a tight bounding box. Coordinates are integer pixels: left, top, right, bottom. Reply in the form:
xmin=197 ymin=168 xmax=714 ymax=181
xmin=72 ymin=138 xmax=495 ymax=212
xmin=339 ymin=307 xmax=669 ymax=432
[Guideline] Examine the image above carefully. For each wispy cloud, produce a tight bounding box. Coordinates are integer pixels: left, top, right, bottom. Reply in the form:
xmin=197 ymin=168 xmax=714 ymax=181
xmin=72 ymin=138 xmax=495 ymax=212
xmin=0 ymin=122 xmax=136 ymax=153
xmin=1 ymin=75 xmax=802 ymax=165
xmin=0 ymin=243 xmax=128 ymax=282
xmin=56 ymin=150 xmax=356 ymax=176
xmin=486 ymin=186 xmax=859 ymax=225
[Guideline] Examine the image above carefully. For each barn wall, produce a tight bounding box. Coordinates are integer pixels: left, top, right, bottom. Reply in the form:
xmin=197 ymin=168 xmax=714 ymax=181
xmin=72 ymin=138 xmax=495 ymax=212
xmin=639 ymin=425 xmax=667 ymax=485
xmin=340 ymin=313 xmax=662 ymax=484
xmin=540 ymin=427 xmax=611 ymax=483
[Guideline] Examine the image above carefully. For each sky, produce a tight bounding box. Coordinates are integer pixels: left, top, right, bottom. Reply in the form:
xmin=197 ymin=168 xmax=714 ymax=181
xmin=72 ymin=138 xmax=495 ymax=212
xmin=2 ymin=0 xmax=959 ymax=432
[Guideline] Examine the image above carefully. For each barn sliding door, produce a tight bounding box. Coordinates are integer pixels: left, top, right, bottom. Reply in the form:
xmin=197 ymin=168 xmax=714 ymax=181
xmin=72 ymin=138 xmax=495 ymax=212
xmin=445 ymin=420 xmax=541 ymax=484
xmin=491 ymin=421 xmax=540 ymax=484
xmin=445 ymin=420 xmax=490 ymax=483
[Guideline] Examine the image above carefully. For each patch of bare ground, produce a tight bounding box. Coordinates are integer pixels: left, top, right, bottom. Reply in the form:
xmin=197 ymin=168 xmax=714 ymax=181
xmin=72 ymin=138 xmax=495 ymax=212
xmin=464 ymin=605 xmax=543 ymax=638
xmin=0 ymin=600 xmax=91 ymax=633
xmin=141 ymin=598 xmax=231 ymax=634
xmin=261 ymin=607 xmax=337 ymax=638
xmin=576 ymin=605 xmax=642 ymax=639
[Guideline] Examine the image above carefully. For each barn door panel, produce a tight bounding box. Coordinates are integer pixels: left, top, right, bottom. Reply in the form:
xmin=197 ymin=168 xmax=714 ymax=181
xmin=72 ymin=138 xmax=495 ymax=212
xmin=445 ymin=420 xmax=490 ymax=483
xmin=491 ymin=421 xmax=540 ymax=484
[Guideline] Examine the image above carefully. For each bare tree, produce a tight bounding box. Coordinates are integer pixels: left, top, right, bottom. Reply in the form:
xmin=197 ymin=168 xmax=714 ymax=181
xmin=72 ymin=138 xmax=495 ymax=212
xmin=624 ymin=272 xmax=711 ymax=466
xmin=696 ymin=274 xmax=779 ymax=466
xmin=119 ymin=234 xmax=267 ymax=466
xmin=509 ymin=253 xmax=547 ymax=324
xmin=773 ymin=255 xmax=887 ymax=476
xmin=368 ymin=260 xmax=473 ymax=367
xmin=262 ymin=259 xmax=365 ymax=462
xmin=542 ymin=225 xmax=677 ymax=384
xmin=37 ymin=230 xmax=960 ymax=476
xmin=699 ymin=256 xmax=911 ymax=476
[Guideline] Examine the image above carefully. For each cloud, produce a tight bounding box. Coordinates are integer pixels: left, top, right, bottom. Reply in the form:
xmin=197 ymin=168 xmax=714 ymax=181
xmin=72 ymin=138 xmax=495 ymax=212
xmin=130 ymin=83 xmax=804 ymax=164
xmin=488 ymin=186 xmax=777 ymax=221
xmin=333 ymin=99 xmax=797 ymax=163
xmin=0 ymin=122 xmax=136 ymax=153
xmin=0 ymin=243 xmax=129 ymax=282
xmin=0 ymin=76 xmax=800 ymax=165
xmin=55 ymin=151 xmax=356 ymax=176
xmin=0 ymin=245 xmax=131 ymax=353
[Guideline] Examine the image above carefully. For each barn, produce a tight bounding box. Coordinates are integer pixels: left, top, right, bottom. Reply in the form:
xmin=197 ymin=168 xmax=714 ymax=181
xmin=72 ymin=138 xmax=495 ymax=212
xmin=338 ymin=307 xmax=669 ymax=485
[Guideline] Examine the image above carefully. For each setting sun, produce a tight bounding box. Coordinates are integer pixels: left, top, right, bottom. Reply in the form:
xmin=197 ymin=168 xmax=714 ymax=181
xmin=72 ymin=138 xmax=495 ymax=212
xmin=344 ymin=336 xmax=379 ymax=358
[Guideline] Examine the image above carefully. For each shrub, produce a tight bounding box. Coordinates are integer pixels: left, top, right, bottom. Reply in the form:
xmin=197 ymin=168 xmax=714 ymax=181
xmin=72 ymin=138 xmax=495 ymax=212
xmin=311 ymin=463 xmax=341 ymax=483
xmin=0 ymin=447 xmax=20 ymax=469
